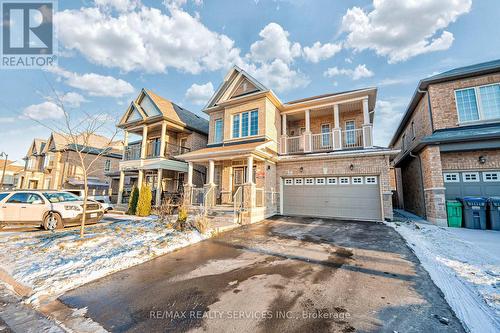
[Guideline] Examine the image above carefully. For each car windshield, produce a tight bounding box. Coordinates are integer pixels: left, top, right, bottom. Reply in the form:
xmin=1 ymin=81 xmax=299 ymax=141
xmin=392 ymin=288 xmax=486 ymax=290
xmin=0 ymin=193 xmax=9 ymax=201
xmin=43 ymin=192 xmax=81 ymax=203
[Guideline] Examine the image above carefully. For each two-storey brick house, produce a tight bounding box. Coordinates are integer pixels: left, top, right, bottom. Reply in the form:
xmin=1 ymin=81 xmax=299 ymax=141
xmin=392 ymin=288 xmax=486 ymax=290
xmin=114 ymin=89 xmax=208 ymax=206
xmin=178 ymin=66 xmax=398 ymax=224
xmin=389 ymin=59 xmax=500 ymax=226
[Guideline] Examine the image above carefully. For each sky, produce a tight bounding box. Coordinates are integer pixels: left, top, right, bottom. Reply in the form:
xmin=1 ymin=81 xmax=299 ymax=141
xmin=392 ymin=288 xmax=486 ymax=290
xmin=0 ymin=0 xmax=499 ymax=162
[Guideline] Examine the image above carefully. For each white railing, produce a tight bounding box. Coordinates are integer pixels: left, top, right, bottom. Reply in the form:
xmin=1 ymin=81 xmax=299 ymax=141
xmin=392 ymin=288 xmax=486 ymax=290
xmin=311 ymin=132 xmax=333 ymax=151
xmin=203 ymin=186 xmax=216 ymax=214
xmin=342 ymin=128 xmax=363 ymax=149
xmin=255 ymin=188 xmax=264 ymax=207
xmin=233 ymin=186 xmax=243 ymax=224
xmin=287 ymin=135 xmax=303 ymax=153
xmin=191 ymin=187 xmax=204 ymax=206
xmin=124 ymin=144 xmax=141 ymax=160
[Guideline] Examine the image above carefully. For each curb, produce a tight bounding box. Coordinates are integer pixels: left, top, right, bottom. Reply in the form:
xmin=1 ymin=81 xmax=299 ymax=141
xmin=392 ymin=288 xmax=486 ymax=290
xmin=0 ymin=268 xmax=33 ymax=298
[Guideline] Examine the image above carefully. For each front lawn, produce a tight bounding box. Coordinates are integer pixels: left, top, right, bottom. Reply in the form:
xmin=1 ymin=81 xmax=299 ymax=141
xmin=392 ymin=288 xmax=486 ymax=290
xmin=0 ymin=215 xmax=209 ymax=306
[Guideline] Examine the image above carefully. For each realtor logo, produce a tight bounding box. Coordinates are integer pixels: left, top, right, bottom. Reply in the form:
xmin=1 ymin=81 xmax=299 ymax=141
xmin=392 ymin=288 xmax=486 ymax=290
xmin=1 ymin=1 xmax=57 ymax=68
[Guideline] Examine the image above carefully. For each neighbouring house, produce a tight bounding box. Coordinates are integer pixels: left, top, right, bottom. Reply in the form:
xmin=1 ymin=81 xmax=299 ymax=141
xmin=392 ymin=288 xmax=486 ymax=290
xmin=0 ymin=160 xmax=24 ymax=190
xmin=389 ymin=59 xmax=500 ymax=226
xmin=16 ymin=132 xmax=123 ymax=195
xmin=177 ymin=66 xmax=398 ymax=224
xmin=113 ymin=88 xmax=208 ymax=206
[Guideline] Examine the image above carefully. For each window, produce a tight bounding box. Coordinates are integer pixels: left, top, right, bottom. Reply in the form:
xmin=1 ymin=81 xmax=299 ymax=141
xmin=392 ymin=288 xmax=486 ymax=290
xmin=104 ymin=159 xmax=111 ymax=172
xmin=0 ymin=193 xmax=9 ymax=201
xmin=232 ymin=110 xmax=259 ymax=138
xmin=304 ymin=178 xmax=314 ymax=185
xmin=7 ymin=193 xmax=43 ymax=204
xmin=462 ymin=172 xmax=479 ymax=182
xmin=214 ymin=119 xmax=223 ymax=143
xmin=443 ymin=173 xmax=459 ymax=183
xmin=339 ymin=177 xmax=350 ymax=184
xmin=352 ymin=177 xmax=363 ymax=184
xmin=139 ymin=95 xmax=161 ymax=117
xmin=455 ymin=84 xmax=500 ymax=123
xmin=345 ymin=121 xmax=355 ymax=145
xmin=365 ymin=176 xmax=377 ymax=184
xmin=321 ymin=124 xmax=331 ymax=147
xmin=294 ymin=178 xmax=303 ymax=185
xmin=483 ymin=172 xmax=500 ymax=182
xmin=327 ymin=177 xmax=337 ymax=185
xmin=284 ymin=178 xmax=293 ymax=185
xmin=315 ymin=178 xmax=325 ymax=185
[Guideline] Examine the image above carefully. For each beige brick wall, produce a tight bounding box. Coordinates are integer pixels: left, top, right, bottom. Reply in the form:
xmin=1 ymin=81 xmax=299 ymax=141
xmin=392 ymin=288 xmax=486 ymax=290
xmin=419 ymin=146 xmax=447 ymax=225
xmin=441 ymin=150 xmax=500 ymax=170
xmin=429 ymin=73 xmax=500 ymax=130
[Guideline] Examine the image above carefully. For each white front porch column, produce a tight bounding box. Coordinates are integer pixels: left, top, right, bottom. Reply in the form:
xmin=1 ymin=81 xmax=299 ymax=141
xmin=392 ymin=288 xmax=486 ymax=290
xmin=362 ymin=98 xmax=370 ymax=125
xmin=362 ymin=98 xmax=373 ymax=148
xmin=246 ymin=155 xmax=254 ymax=184
xmin=333 ymin=104 xmax=342 ymax=150
xmin=137 ymin=170 xmax=144 ymax=189
xmin=159 ymin=121 xmax=167 ymax=158
xmin=334 ymin=104 xmax=340 ymax=128
xmin=187 ymin=162 xmax=193 ymax=186
xmin=208 ymin=159 xmax=215 ymax=185
xmin=280 ymin=114 xmax=288 ymax=154
xmin=156 ymin=169 xmax=162 ymax=206
xmin=140 ymin=126 xmax=148 ymax=159
xmin=304 ymin=109 xmax=311 ymax=152
xmin=282 ymin=114 xmax=287 ymax=136
xmin=117 ymin=170 xmax=125 ymax=204
xmin=122 ymin=130 xmax=129 ymax=161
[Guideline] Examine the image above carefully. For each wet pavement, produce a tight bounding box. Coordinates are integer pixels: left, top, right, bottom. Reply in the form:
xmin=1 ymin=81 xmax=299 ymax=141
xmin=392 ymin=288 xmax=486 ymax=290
xmin=60 ymin=216 xmax=465 ymax=333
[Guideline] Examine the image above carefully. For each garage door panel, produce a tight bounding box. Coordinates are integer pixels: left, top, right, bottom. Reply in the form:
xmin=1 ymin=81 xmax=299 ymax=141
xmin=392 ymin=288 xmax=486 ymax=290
xmin=283 ymin=177 xmax=382 ymax=221
xmin=444 ymin=171 xmax=500 ymax=200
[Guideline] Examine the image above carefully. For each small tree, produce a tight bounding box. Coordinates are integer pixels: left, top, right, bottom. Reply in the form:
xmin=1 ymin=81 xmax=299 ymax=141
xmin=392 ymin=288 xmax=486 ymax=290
xmin=136 ymin=184 xmax=152 ymax=216
xmin=127 ymin=186 xmax=139 ymax=215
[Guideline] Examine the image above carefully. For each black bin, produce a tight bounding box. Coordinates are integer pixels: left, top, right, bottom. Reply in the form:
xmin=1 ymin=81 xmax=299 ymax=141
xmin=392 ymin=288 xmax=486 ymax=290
xmin=458 ymin=197 xmax=487 ymax=230
xmin=487 ymin=197 xmax=500 ymax=231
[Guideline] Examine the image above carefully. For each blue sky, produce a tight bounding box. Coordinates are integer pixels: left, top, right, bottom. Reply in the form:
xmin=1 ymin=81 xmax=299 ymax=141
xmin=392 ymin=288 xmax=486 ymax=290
xmin=1 ymin=0 xmax=499 ymax=161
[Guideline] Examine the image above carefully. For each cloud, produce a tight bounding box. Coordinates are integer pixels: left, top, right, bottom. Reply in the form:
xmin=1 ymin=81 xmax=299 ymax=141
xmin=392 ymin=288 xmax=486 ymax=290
xmin=56 ymin=4 xmax=242 ymax=74
xmin=94 ymin=0 xmax=140 ymax=12
xmin=248 ymin=22 xmax=301 ymax=64
xmin=248 ymin=59 xmax=309 ymax=93
xmin=303 ymin=41 xmax=342 ymax=63
xmin=22 ymin=102 xmax=64 ymax=120
xmin=48 ymin=67 xmax=134 ymax=97
xmin=185 ymin=82 xmax=214 ymax=105
xmin=60 ymin=92 xmax=87 ymax=107
xmin=341 ymin=0 xmax=471 ymax=63
xmin=323 ymin=64 xmax=374 ymax=80
xmin=373 ymin=98 xmax=407 ymax=146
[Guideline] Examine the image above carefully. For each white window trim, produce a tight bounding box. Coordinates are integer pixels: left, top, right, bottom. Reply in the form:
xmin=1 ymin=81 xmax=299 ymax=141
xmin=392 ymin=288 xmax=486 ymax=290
xmin=483 ymin=171 xmax=500 ymax=182
xmin=462 ymin=172 xmax=480 ymax=182
xmin=339 ymin=177 xmax=350 ymax=185
xmin=294 ymin=178 xmax=303 ymax=185
xmin=231 ymin=109 xmax=259 ymax=139
xmin=315 ymin=177 xmax=325 ymax=185
xmin=284 ymin=178 xmax=293 ymax=185
xmin=327 ymin=177 xmax=337 ymax=185
xmin=365 ymin=176 xmax=377 ymax=184
xmin=304 ymin=177 xmax=314 ymax=185
xmin=455 ymin=83 xmax=500 ymax=124
xmin=443 ymin=172 xmax=460 ymax=183
xmin=352 ymin=177 xmax=363 ymax=184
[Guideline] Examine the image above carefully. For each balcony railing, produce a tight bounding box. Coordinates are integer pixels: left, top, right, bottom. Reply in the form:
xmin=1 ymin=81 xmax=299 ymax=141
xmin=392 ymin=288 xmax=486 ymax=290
xmin=124 ymin=142 xmax=191 ymax=161
xmin=311 ymin=132 xmax=333 ymax=151
xmin=286 ymin=135 xmax=304 ymax=154
xmin=342 ymin=128 xmax=363 ymax=149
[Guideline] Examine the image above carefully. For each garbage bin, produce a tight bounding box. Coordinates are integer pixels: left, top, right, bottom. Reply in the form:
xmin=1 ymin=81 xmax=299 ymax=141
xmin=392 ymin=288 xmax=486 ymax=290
xmin=458 ymin=197 xmax=487 ymax=230
xmin=446 ymin=200 xmax=462 ymax=228
xmin=487 ymin=197 xmax=500 ymax=231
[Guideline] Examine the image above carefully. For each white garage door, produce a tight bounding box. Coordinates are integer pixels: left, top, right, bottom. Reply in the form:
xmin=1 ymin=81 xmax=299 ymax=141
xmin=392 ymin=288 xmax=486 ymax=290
xmin=282 ymin=176 xmax=382 ymax=221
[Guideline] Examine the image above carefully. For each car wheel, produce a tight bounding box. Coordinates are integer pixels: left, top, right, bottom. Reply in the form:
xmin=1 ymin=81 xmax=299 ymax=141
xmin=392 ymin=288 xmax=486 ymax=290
xmin=43 ymin=212 xmax=63 ymax=230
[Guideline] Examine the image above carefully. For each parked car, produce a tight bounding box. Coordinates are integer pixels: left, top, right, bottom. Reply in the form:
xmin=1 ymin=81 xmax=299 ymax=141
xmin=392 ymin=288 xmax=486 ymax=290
xmin=63 ymin=189 xmax=114 ymax=213
xmin=0 ymin=190 xmax=104 ymax=230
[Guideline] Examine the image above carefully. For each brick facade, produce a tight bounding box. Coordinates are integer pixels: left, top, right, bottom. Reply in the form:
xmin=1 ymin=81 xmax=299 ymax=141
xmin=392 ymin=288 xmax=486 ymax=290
xmin=441 ymin=150 xmax=500 ymax=170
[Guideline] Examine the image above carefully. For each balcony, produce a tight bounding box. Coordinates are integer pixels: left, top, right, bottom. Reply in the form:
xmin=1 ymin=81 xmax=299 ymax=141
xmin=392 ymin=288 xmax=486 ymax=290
xmin=123 ymin=142 xmax=191 ymax=161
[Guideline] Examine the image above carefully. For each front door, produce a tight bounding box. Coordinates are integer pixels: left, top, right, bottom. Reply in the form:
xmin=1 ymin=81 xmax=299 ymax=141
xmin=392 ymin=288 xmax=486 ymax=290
xmin=233 ymin=167 xmax=245 ymax=194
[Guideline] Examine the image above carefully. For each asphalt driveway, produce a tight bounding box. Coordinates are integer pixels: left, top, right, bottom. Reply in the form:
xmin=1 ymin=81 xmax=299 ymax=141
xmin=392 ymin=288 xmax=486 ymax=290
xmin=60 ymin=216 xmax=464 ymax=333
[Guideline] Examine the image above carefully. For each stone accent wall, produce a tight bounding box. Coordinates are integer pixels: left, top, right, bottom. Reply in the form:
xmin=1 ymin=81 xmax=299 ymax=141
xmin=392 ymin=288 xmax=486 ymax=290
xmin=428 ymin=73 xmax=500 ymax=130
xmin=276 ymin=154 xmax=393 ymax=220
xmin=441 ymin=150 xmax=500 ymax=170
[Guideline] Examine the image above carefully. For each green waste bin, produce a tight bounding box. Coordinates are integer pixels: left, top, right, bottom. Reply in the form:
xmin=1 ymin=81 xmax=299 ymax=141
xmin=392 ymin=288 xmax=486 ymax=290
xmin=446 ymin=200 xmax=462 ymax=228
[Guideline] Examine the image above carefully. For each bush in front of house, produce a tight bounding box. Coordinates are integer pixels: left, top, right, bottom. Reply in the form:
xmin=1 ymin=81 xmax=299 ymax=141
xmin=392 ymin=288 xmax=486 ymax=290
xmin=194 ymin=214 xmax=211 ymax=234
xmin=136 ymin=185 xmax=152 ymax=216
xmin=127 ymin=186 xmax=139 ymax=215
xmin=175 ymin=205 xmax=189 ymax=231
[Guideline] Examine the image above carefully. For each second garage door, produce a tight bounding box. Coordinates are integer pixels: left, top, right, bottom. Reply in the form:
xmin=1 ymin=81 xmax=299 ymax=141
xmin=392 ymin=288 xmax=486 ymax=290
xmin=282 ymin=176 xmax=382 ymax=221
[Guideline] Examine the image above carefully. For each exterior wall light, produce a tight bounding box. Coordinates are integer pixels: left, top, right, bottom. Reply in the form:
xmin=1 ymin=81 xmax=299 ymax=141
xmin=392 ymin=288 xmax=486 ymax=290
xmin=478 ymin=155 xmax=486 ymax=164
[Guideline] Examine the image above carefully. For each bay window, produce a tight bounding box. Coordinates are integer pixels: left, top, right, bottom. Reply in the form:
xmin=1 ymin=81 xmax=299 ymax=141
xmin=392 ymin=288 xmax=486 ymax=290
xmin=232 ymin=110 xmax=258 ymax=138
xmin=455 ymin=83 xmax=500 ymax=123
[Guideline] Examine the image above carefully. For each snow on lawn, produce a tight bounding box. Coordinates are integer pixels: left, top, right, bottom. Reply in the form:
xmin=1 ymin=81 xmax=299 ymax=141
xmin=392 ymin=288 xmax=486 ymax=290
xmin=0 ymin=216 xmax=208 ymax=306
xmin=387 ymin=220 xmax=500 ymax=333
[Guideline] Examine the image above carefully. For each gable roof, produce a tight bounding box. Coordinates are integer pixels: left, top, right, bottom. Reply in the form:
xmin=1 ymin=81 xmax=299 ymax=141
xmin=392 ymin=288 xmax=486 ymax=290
xmin=119 ymin=89 xmax=208 ymax=134
xmin=389 ymin=58 xmax=500 ymax=147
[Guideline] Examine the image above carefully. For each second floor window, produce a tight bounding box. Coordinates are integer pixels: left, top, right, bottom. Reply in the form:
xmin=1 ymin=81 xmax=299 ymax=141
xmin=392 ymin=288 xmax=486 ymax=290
xmin=455 ymin=83 xmax=500 ymax=123
xmin=104 ymin=159 xmax=111 ymax=172
xmin=214 ymin=119 xmax=223 ymax=143
xmin=232 ymin=110 xmax=258 ymax=138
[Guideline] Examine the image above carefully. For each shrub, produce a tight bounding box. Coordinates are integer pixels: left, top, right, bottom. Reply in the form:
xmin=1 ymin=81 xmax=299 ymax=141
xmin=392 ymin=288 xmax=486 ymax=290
xmin=136 ymin=185 xmax=152 ymax=217
xmin=194 ymin=214 xmax=211 ymax=234
xmin=158 ymin=196 xmax=175 ymax=224
xmin=127 ymin=186 xmax=139 ymax=215
xmin=175 ymin=205 xmax=189 ymax=231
